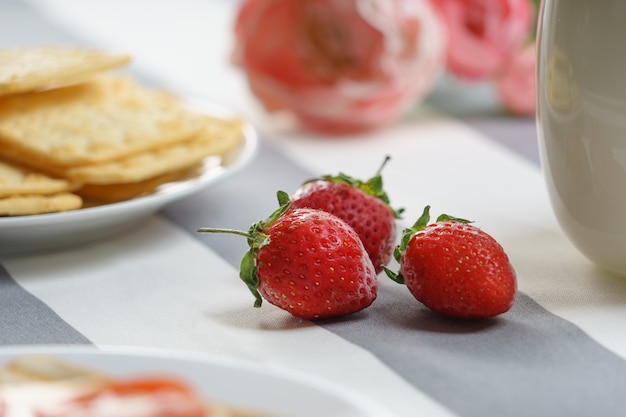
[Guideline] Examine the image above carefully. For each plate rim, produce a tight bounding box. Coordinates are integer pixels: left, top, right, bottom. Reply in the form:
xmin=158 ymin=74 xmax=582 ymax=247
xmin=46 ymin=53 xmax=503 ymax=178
xmin=0 ymin=344 xmax=398 ymax=417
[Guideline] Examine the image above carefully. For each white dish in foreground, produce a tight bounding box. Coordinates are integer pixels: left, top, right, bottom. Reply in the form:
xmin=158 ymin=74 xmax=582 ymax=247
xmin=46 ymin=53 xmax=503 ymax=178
xmin=0 ymin=107 xmax=258 ymax=257
xmin=0 ymin=345 xmax=397 ymax=417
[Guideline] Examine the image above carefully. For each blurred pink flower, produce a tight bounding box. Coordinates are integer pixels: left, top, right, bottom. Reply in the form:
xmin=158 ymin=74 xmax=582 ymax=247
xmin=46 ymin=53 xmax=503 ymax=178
xmin=233 ymin=0 xmax=446 ymax=134
xmin=496 ymin=43 xmax=536 ymax=116
xmin=434 ymin=0 xmax=534 ymax=81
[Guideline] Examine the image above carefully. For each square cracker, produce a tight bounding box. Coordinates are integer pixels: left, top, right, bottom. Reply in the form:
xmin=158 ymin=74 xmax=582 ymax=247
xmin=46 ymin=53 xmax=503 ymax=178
xmin=76 ymin=165 xmax=201 ymax=203
xmin=0 ymin=193 xmax=82 ymax=216
xmin=0 ymin=76 xmax=207 ymax=167
xmin=0 ymin=160 xmax=78 ymax=198
xmin=63 ymin=117 xmax=244 ymax=184
xmin=0 ymin=45 xmax=131 ymax=97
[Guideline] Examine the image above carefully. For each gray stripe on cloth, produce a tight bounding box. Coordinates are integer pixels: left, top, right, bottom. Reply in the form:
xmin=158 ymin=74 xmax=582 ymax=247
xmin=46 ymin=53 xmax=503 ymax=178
xmin=164 ymin=139 xmax=626 ymax=417
xmin=321 ymin=283 xmax=626 ymax=417
xmin=460 ymin=117 xmax=539 ymax=165
xmin=0 ymin=0 xmax=90 ymax=47
xmin=425 ymin=84 xmax=541 ymax=165
xmin=0 ymin=265 xmax=92 ymax=345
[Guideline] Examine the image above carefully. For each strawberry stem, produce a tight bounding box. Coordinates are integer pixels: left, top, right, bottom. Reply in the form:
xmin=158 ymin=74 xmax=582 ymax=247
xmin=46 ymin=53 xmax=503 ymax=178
xmin=196 ymin=227 xmax=252 ymax=238
xmin=376 ymin=155 xmax=391 ymax=176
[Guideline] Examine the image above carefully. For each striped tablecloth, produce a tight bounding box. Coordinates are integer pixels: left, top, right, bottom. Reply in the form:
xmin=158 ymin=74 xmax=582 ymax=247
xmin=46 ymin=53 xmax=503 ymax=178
xmin=2 ymin=1 xmax=626 ymax=416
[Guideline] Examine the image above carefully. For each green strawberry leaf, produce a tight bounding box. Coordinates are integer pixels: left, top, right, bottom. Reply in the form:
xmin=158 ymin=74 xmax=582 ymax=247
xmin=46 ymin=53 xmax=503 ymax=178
xmin=239 ymin=250 xmax=263 ymax=307
xmin=384 ymin=206 xmax=431 ymax=284
xmin=383 ymin=266 xmax=404 ymax=284
xmin=307 ymin=156 xmax=404 ymax=219
xmin=393 ymin=207 xmax=473 ymax=262
xmin=393 ymin=205 xmax=431 ymax=263
xmin=249 ymin=190 xmax=292 ymax=238
xmin=436 ymin=213 xmax=472 ymax=223
xmin=385 ymin=206 xmax=474 ymax=286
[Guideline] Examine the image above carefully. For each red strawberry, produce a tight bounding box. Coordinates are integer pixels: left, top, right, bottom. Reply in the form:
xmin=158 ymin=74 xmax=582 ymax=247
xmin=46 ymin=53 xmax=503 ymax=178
xmin=385 ymin=206 xmax=516 ymax=319
xmin=290 ymin=157 xmax=403 ymax=274
xmin=198 ymin=191 xmax=377 ymax=320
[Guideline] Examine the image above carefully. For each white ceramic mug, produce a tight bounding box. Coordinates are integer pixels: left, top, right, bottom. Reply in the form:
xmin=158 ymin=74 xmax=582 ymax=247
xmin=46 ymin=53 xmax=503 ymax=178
xmin=537 ymin=0 xmax=626 ymax=275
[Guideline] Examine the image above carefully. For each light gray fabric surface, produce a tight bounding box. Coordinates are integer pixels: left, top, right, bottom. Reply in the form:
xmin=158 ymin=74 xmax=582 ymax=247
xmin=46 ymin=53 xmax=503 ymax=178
xmin=3 ymin=3 xmax=626 ymax=417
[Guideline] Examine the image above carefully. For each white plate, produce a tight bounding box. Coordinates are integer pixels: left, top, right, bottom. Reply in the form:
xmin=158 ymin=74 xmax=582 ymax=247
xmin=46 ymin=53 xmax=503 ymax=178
xmin=0 ymin=106 xmax=258 ymax=257
xmin=0 ymin=346 xmax=397 ymax=417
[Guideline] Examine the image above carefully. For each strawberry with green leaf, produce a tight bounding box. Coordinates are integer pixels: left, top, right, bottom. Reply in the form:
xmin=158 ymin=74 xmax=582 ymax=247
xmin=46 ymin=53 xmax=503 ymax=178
xmin=385 ymin=206 xmax=517 ymax=319
xmin=198 ymin=191 xmax=378 ymax=320
xmin=290 ymin=156 xmax=403 ymax=274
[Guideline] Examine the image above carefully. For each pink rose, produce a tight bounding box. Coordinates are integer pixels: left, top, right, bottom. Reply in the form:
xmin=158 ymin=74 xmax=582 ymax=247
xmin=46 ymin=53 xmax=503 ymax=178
xmin=496 ymin=43 xmax=536 ymax=116
xmin=434 ymin=0 xmax=534 ymax=81
xmin=233 ymin=0 xmax=446 ymax=134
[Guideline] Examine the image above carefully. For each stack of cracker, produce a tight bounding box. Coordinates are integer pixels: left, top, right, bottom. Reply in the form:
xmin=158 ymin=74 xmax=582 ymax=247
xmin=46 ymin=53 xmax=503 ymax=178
xmin=0 ymin=45 xmax=244 ymax=216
